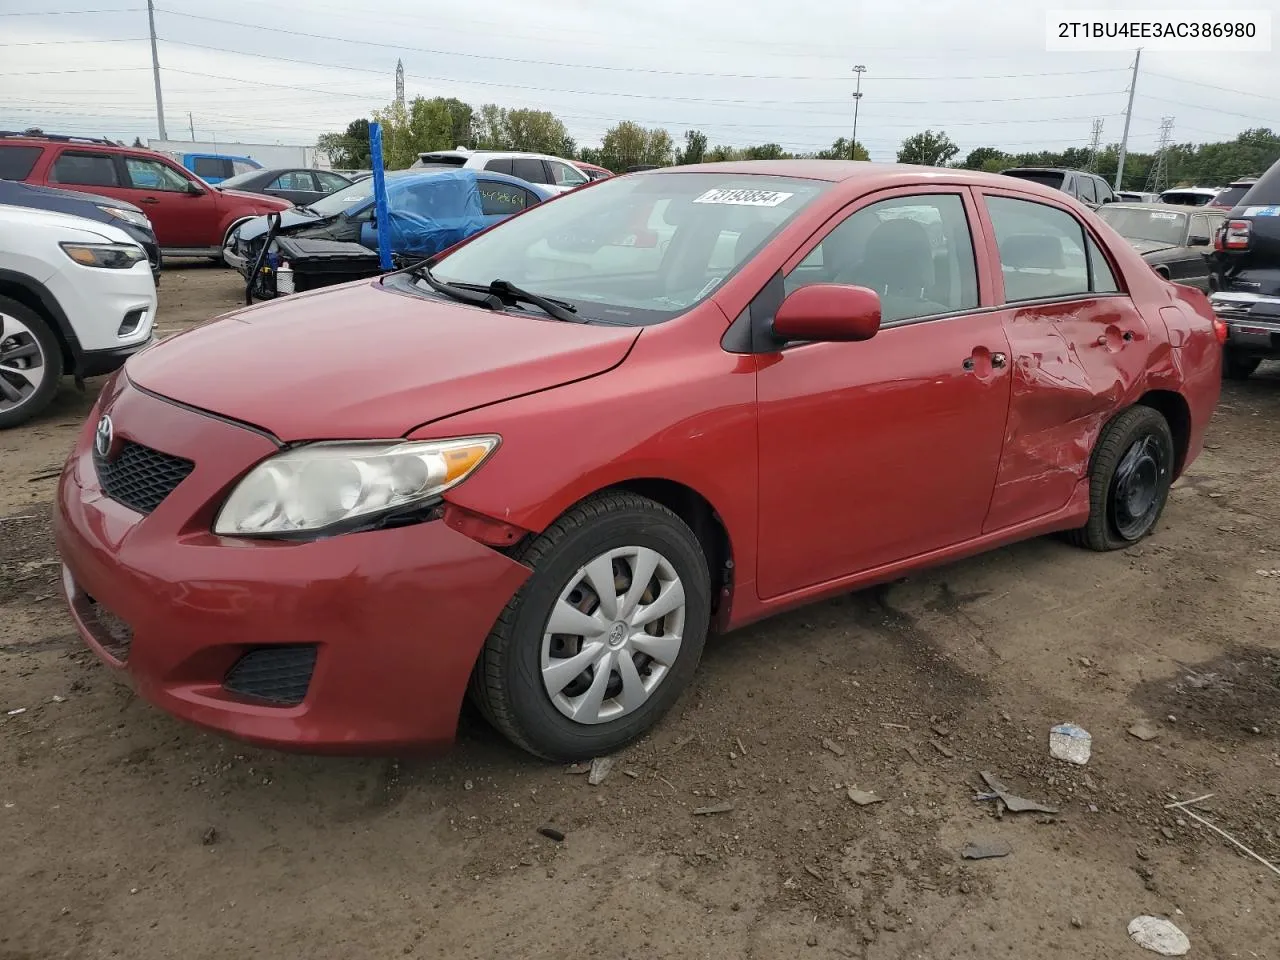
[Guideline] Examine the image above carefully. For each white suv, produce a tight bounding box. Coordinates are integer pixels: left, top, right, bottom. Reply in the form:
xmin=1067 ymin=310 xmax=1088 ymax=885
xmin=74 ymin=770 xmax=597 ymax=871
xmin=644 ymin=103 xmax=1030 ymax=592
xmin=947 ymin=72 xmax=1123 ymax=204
xmin=0 ymin=205 xmax=157 ymax=428
xmin=410 ymin=148 xmax=589 ymax=193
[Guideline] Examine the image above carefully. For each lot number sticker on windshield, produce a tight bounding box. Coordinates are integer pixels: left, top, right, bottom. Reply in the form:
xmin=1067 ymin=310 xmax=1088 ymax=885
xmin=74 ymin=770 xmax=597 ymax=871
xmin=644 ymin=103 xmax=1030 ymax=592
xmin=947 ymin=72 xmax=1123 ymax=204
xmin=693 ymin=188 xmax=794 ymax=207
xmin=1150 ymin=212 xmax=1180 ymax=220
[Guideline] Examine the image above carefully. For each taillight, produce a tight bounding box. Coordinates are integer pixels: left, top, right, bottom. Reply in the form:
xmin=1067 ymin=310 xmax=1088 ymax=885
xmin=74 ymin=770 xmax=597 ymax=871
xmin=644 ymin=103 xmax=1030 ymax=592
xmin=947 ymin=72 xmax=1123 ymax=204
xmin=1212 ymin=317 xmax=1228 ymax=344
xmin=1223 ymin=219 xmax=1252 ymax=250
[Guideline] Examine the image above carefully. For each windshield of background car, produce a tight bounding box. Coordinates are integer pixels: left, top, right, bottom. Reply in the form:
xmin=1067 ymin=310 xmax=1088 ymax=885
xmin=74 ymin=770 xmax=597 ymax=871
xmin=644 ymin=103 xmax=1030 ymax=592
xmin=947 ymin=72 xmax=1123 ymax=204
xmin=1212 ymin=185 xmax=1252 ymax=208
xmin=1003 ymin=171 xmax=1065 ymax=190
xmin=1098 ymin=206 xmax=1187 ymax=245
xmin=429 ymin=173 xmax=829 ymax=325
xmin=305 ymin=172 xmax=417 ymax=216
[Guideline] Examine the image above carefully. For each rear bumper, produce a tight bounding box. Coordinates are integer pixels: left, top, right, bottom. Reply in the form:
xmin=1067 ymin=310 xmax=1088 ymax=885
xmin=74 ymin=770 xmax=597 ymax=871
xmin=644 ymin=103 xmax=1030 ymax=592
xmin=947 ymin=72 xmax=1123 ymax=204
xmin=1210 ymin=292 xmax=1280 ymax=357
xmin=53 ymin=379 xmax=531 ymax=754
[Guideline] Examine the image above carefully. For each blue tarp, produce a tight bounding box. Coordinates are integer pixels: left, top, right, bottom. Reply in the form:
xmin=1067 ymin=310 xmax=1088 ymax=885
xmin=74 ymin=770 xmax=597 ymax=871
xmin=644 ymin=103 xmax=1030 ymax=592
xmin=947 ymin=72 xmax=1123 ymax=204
xmin=358 ymin=169 xmax=491 ymax=258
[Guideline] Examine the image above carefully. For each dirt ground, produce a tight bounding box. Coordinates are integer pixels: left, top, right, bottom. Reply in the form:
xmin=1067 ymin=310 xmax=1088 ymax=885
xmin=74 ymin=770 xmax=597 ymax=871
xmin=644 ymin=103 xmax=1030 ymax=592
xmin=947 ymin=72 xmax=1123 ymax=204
xmin=2 ymin=266 xmax=1277 ymax=960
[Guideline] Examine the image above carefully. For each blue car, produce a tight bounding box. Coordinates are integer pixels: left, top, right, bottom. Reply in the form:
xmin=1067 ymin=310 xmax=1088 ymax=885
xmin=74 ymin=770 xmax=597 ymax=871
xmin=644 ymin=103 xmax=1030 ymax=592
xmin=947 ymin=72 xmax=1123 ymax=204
xmin=224 ymin=168 xmax=556 ymax=276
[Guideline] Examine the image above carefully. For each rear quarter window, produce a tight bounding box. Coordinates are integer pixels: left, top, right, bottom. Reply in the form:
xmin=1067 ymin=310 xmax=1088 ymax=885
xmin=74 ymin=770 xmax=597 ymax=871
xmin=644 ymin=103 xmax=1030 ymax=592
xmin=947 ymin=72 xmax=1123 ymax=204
xmin=0 ymin=145 xmax=43 ymax=180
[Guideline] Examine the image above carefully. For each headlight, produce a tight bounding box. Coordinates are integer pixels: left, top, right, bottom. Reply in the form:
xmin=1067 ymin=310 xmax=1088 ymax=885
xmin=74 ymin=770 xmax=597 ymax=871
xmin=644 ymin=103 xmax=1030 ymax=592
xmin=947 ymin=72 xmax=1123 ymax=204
xmin=98 ymin=205 xmax=150 ymax=229
xmin=213 ymin=436 xmax=499 ymax=537
xmin=60 ymin=242 xmax=147 ymax=269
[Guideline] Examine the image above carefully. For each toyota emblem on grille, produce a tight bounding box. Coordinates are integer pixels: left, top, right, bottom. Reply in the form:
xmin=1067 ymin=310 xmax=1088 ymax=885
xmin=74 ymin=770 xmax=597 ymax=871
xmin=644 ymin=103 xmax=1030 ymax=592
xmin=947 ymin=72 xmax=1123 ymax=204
xmin=94 ymin=415 xmax=114 ymax=459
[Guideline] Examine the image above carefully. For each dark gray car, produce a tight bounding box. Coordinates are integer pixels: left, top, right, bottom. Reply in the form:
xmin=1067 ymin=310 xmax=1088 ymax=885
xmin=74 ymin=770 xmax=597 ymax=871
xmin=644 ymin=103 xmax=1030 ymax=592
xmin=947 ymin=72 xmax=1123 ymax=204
xmin=215 ymin=168 xmax=352 ymax=206
xmin=1097 ymin=202 xmax=1225 ymax=290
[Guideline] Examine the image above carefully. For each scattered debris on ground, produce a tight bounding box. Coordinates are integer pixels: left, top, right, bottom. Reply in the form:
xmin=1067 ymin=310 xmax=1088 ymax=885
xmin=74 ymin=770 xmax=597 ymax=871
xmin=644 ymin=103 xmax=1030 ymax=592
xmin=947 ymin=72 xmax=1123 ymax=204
xmin=962 ymin=840 xmax=1012 ymax=860
xmin=1128 ymin=916 xmax=1191 ymax=956
xmin=1048 ymin=723 xmax=1092 ymax=764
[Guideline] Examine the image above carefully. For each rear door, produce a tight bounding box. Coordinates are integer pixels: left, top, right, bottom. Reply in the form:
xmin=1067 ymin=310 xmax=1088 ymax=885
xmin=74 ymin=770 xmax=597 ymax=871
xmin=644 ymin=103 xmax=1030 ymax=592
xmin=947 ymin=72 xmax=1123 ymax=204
xmin=755 ymin=187 xmax=1013 ymax=598
xmin=975 ymin=189 xmax=1152 ymax=532
xmin=118 ymin=154 xmax=217 ymax=248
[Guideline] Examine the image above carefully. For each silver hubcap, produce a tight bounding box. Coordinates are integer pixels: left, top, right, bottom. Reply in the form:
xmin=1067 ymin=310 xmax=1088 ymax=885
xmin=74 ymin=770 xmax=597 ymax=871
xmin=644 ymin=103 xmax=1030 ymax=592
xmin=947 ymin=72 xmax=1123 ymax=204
xmin=540 ymin=546 xmax=686 ymax=725
xmin=0 ymin=311 xmax=46 ymax=412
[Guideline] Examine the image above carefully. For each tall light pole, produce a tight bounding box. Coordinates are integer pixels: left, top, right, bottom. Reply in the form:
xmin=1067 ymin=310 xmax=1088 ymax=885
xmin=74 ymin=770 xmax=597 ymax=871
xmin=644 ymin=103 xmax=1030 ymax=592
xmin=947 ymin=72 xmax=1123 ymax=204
xmin=1115 ymin=48 xmax=1142 ymax=191
xmin=146 ymin=0 xmax=166 ymax=140
xmin=851 ymin=65 xmax=866 ymax=160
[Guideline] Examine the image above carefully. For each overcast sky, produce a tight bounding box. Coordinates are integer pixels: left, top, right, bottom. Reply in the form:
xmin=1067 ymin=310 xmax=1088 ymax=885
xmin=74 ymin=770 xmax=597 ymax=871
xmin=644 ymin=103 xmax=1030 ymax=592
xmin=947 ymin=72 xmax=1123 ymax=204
xmin=1 ymin=0 xmax=1275 ymax=160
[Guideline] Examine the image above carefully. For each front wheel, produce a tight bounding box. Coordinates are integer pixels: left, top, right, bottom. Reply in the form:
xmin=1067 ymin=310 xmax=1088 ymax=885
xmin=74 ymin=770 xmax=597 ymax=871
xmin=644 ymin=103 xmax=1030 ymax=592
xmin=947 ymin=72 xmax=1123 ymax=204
xmin=470 ymin=492 xmax=711 ymax=761
xmin=1066 ymin=405 xmax=1175 ymax=552
xmin=0 ymin=296 xmax=63 ymax=429
xmin=1223 ymin=350 xmax=1260 ymax=381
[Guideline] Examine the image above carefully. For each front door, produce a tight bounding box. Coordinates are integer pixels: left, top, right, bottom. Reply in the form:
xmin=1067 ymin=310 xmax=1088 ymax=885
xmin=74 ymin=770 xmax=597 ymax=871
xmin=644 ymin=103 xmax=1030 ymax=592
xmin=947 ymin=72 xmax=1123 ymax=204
xmin=118 ymin=155 xmax=216 ymax=248
xmin=975 ymin=190 xmax=1154 ymax=532
xmin=755 ymin=189 xmax=1013 ymax=600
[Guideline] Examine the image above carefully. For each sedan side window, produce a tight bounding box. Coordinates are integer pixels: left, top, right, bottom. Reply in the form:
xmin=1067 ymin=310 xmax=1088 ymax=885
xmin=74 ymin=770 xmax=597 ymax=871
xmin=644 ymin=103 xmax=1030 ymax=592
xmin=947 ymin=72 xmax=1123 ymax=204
xmin=987 ymin=196 xmax=1101 ymax=302
xmin=784 ymin=193 xmax=978 ymax=323
xmin=269 ymin=171 xmax=316 ymax=191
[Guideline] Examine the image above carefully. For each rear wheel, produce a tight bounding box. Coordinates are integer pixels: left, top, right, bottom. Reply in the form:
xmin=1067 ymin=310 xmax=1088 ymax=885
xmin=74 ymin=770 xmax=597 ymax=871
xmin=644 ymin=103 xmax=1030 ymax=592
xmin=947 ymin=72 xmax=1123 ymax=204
xmin=1222 ymin=349 xmax=1260 ymax=381
xmin=470 ymin=492 xmax=711 ymax=761
xmin=1067 ymin=405 xmax=1175 ymax=552
xmin=0 ymin=296 xmax=62 ymax=429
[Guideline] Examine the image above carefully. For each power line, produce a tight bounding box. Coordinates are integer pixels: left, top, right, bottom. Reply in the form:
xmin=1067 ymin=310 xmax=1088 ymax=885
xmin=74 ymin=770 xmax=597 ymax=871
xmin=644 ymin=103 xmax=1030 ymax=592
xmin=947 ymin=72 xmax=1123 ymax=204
xmin=0 ymin=7 xmax=142 ymax=14
xmin=1144 ymin=70 xmax=1280 ymax=104
xmin=0 ymin=37 xmax=146 ymax=45
xmin=151 ymin=9 xmax=1125 ymax=82
xmin=1142 ymin=93 xmax=1276 ymax=125
xmin=0 ymin=66 xmax=151 ymax=76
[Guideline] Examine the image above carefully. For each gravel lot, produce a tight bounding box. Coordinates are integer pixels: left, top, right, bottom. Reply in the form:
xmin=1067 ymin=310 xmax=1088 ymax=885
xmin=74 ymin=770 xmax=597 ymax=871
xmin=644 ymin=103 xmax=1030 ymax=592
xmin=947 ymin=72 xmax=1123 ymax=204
xmin=2 ymin=265 xmax=1278 ymax=960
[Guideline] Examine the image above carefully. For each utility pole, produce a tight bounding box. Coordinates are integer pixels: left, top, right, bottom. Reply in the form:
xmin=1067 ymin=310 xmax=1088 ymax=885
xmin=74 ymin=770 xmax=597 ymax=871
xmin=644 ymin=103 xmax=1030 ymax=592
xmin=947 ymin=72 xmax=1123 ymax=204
xmin=1144 ymin=116 xmax=1175 ymax=194
xmin=1115 ymin=48 xmax=1141 ymax=191
xmin=146 ymin=0 xmax=166 ymax=140
xmin=188 ymin=112 xmax=195 ymax=140
xmin=1085 ymin=118 xmax=1104 ymax=172
xmin=851 ymin=65 xmax=866 ymax=160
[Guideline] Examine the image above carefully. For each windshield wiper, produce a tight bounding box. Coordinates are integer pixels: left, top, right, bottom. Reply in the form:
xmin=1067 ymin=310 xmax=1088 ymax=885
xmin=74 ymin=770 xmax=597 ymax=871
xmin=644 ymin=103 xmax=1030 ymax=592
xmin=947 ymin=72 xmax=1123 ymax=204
xmin=450 ymin=278 xmax=581 ymax=322
xmin=406 ymin=261 xmax=502 ymax=310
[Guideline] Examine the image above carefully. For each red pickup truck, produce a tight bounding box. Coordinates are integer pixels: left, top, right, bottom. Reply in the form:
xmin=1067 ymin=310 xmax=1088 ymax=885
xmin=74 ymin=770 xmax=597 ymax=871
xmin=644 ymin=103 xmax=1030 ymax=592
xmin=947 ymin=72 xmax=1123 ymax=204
xmin=0 ymin=132 xmax=291 ymax=261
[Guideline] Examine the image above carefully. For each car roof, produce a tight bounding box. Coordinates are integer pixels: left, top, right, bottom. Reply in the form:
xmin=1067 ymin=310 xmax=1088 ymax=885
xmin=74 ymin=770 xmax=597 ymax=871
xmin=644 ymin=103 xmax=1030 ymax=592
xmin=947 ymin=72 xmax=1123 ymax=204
xmin=645 ymin=159 xmax=1091 ymax=196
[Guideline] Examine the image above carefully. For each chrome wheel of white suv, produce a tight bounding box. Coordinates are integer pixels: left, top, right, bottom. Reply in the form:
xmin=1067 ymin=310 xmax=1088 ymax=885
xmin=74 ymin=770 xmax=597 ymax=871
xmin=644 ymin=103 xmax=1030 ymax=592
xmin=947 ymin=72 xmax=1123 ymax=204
xmin=0 ymin=298 xmax=62 ymax=429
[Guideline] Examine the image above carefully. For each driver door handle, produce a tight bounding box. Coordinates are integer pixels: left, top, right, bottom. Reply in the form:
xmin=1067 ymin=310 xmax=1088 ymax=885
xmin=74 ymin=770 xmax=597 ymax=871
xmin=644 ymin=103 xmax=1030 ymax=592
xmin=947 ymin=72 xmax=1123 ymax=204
xmin=139 ymin=196 xmax=160 ymax=204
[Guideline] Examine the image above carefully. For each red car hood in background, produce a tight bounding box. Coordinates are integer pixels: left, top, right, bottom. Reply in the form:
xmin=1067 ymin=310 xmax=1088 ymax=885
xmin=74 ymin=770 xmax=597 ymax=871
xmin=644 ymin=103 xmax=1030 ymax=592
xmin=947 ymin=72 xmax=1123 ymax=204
xmin=125 ymin=281 xmax=641 ymax=441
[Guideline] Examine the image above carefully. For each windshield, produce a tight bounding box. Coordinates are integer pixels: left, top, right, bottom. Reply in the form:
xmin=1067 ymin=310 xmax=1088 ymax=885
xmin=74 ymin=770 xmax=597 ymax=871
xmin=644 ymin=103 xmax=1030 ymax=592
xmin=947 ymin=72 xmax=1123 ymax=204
xmin=306 ymin=172 xmax=417 ymax=217
xmin=1003 ymin=170 xmax=1065 ymax=190
xmin=430 ymin=173 xmax=829 ymax=325
xmin=1212 ymin=185 xmax=1251 ymax=208
xmin=1099 ymin=206 xmax=1187 ymax=245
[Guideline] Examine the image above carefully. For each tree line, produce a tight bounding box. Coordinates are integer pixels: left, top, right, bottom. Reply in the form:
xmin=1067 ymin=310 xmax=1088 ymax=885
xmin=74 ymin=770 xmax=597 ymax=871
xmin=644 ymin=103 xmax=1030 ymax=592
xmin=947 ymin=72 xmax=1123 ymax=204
xmin=318 ymin=96 xmax=1278 ymax=190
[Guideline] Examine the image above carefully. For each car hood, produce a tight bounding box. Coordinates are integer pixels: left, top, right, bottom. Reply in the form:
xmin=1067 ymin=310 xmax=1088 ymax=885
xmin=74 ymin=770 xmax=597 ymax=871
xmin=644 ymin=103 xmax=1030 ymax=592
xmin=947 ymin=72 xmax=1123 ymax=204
xmin=219 ymin=188 xmax=293 ymax=209
xmin=125 ymin=280 xmax=641 ymax=441
xmin=1127 ymin=238 xmax=1179 ymax=255
xmin=235 ymin=208 xmax=325 ymax=243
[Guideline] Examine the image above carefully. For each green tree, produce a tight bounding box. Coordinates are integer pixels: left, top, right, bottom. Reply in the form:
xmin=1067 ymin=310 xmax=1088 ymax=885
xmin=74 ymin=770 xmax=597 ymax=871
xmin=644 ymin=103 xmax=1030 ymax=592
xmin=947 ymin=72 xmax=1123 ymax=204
xmin=744 ymin=143 xmax=789 ymax=160
xmin=600 ymin=121 xmax=674 ymax=169
xmin=813 ymin=137 xmax=868 ymax=160
xmin=678 ymin=129 xmax=707 ymax=165
xmin=317 ymin=118 xmax=371 ymax=169
xmin=959 ymin=146 xmax=1007 ymax=170
xmin=371 ymin=100 xmax=416 ymax=168
xmin=897 ymin=130 xmax=959 ymax=166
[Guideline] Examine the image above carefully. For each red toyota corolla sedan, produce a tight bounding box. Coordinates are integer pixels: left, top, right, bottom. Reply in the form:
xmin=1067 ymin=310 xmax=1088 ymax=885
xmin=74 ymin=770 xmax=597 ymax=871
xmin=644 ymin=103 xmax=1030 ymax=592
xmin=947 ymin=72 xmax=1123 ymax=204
xmin=54 ymin=161 xmax=1223 ymax=761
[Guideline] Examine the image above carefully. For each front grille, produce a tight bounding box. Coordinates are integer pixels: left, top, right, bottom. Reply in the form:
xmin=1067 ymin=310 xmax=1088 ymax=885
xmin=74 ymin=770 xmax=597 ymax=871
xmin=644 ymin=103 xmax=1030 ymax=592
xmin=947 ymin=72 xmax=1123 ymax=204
xmin=223 ymin=646 xmax=318 ymax=706
xmin=94 ymin=441 xmax=194 ymax=514
xmin=80 ymin=593 xmax=134 ymax=662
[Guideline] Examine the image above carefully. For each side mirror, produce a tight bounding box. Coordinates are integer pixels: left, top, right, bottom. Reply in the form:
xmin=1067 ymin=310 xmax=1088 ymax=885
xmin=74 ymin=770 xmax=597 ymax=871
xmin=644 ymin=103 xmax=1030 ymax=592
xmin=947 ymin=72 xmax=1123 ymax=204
xmin=1188 ymin=235 xmax=1210 ymax=247
xmin=186 ymin=181 xmax=205 ymax=196
xmin=772 ymin=284 xmax=881 ymax=343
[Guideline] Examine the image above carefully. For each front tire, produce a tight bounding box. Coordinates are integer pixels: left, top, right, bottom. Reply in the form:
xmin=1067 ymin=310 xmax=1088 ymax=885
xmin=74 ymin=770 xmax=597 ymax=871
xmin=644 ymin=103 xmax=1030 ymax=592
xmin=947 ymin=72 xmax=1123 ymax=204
xmin=1067 ymin=405 xmax=1175 ymax=552
xmin=1222 ymin=350 xmax=1260 ymax=381
xmin=470 ymin=492 xmax=711 ymax=761
xmin=0 ymin=296 xmax=63 ymax=430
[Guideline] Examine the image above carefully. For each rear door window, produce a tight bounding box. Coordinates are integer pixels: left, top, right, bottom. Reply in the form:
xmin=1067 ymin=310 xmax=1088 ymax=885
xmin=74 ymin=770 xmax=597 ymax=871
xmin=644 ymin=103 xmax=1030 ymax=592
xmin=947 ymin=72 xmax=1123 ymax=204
xmin=987 ymin=196 xmax=1099 ymax=302
xmin=478 ymin=180 xmax=529 ymax=216
xmin=511 ymin=157 xmax=548 ymax=184
xmin=483 ymin=158 xmax=514 ymax=176
xmin=269 ymin=171 xmax=318 ymax=191
xmin=0 ymin=145 xmax=43 ymax=180
xmin=50 ymin=151 xmax=122 ymax=188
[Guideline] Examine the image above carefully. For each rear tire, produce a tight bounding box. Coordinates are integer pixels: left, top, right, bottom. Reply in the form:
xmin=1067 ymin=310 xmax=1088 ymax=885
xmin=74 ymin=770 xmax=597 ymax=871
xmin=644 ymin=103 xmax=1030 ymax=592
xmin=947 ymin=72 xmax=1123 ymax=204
xmin=0 ymin=296 xmax=63 ymax=430
xmin=1066 ymin=405 xmax=1175 ymax=552
xmin=1222 ymin=350 xmax=1260 ymax=381
xmin=470 ymin=492 xmax=711 ymax=761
